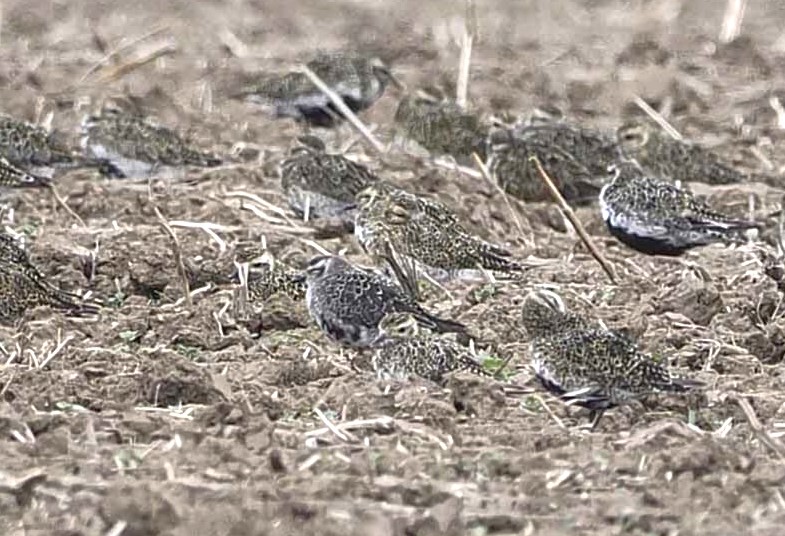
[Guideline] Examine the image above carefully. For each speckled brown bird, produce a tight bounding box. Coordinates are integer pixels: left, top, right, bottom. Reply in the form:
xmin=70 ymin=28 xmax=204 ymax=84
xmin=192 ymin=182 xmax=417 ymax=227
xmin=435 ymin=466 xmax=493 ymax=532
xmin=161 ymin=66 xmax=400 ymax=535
xmin=371 ymin=312 xmax=490 ymax=383
xmin=599 ymin=160 xmax=759 ymax=256
xmin=81 ymin=106 xmax=222 ymax=178
xmin=354 ymin=182 xmax=523 ymax=296
xmin=245 ymin=258 xmax=305 ymax=302
xmin=487 ymin=119 xmax=622 ymax=204
xmin=617 ymin=120 xmax=774 ymax=186
xmin=0 ymin=113 xmax=115 ymax=178
xmin=0 ymin=157 xmax=50 ymax=188
xmin=280 ymin=135 xmax=379 ymax=221
xmin=234 ymin=52 xmax=403 ymax=127
xmin=0 ymin=254 xmax=98 ymax=324
xmin=521 ymin=289 xmax=703 ymax=429
xmin=394 ymin=89 xmax=488 ymax=163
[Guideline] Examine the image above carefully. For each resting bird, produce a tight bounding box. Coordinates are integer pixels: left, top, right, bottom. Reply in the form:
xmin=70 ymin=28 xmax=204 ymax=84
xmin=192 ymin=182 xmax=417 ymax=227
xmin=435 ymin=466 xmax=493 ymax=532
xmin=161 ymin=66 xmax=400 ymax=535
xmin=487 ymin=119 xmax=622 ymax=205
xmin=234 ymin=52 xmax=403 ymax=127
xmin=280 ymin=135 xmax=379 ymax=221
xmin=0 ymin=157 xmax=50 ymax=189
xmin=617 ymin=120 xmax=776 ymax=186
xmin=0 ymin=239 xmax=99 ymax=324
xmin=80 ymin=106 xmax=222 ymax=178
xmin=394 ymin=89 xmax=488 ymax=163
xmin=371 ymin=312 xmax=490 ymax=383
xmin=297 ymin=255 xmax=465 ymax=348
xmin=599 ymin=160 xmax=759 ymax=256
xmin=0 ymin=113 xmax=124 ymax=179
xmin=354 ymin=183 xmax=523 ymax=297
xmin=244 ymin=258 xmax=305 ymax=303
xmin=521 ymin=289 xmax=703 ymax=430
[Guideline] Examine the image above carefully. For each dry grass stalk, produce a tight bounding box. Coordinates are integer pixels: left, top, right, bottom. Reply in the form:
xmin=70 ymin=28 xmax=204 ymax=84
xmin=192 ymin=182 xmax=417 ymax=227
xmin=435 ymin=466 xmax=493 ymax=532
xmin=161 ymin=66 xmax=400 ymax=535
xmin=473 ymin=152 xmax=532 ymax=248
xmin=168 ymin=220 xmax=227 ymax=253
xmin=94 ymin=38 xmax=177 ymax=84
xmin=79 ymin=26 xmax=170 ymax=83
xmin=298 ymin=65 xmax=386 ymax=154
xmin=719 ymin=0 xmax=747 ymax=44
xmin=769 ymin=97 xmax=785 ymax=130
xmin=633 ymin=95 xmax=683 ymax=141
xmin=153 ymin=206 xmax=192 ymax=307
xmin=50 ymin=185 xmax=86 ymax=228
xmin=432 ymin=156 xmax=483 ymax=178
xmin=530 ymin=156 xmax=617 ymax=283
xmin=731 ymin=394 xmax=785 ymax=460
xmin=456 ymin=0 xmax=477 ymax=108
xmin=313 ymin=407 xmax=357 ymax=443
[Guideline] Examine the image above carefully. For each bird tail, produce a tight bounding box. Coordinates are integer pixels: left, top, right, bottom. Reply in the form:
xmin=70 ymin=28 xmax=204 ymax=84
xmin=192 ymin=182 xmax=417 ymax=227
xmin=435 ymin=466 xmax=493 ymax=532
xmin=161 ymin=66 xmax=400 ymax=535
xmin=48 ymin=287 xmax=101 ymax=317
xmin=416 ymin=312 xmax=466 ymax=334
xmin=665 ymin=376 xmax=704 ymax=393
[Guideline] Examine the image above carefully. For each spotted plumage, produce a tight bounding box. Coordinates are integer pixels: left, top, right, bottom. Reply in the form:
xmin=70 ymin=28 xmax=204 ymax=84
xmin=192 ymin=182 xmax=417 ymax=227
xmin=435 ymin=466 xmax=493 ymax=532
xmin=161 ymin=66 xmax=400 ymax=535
xmin=522 ymin=289 xmax=703 ymax=429
xmin=599 ymin=160 xmax=759 ymax=256
xmin=617 ymin=120 xmax=773 ymax=186
xmin=245 ymin=259 xmax=305 ymax=302
xmin=280 ymin=135 xmax=379 ymax=221
xmin=299 ymin=255 xmax=465 ymax=348
xmin=235 ymin=52 xmax=402 ymax=127
xmin=487 ymin=120 xmax=622 ymax=204
xmin=0 ymin=157 xmax=50 ymax=188
xmin=0 ymin=113 xmax=119 ymax=179
xmin=0 ymin=249 xmax=99 ymax=324
xmin=80 ymin=106 xmax=222 ymax=178
xmin=355 ymin=183 xmax=523 ymax=295
xmin=372 ymin=312 xmax=490 ymax=383
xmin=394 ymin=90 xmax=488 ymax=163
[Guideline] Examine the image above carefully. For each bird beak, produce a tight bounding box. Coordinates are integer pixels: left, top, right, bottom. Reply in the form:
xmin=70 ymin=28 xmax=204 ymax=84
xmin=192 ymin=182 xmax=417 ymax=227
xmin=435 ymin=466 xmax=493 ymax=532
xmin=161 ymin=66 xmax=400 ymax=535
xmin=342 ymin=203 xmax=357 ymax=212
xmin=291 ymin=272 xmax=307 ymax=284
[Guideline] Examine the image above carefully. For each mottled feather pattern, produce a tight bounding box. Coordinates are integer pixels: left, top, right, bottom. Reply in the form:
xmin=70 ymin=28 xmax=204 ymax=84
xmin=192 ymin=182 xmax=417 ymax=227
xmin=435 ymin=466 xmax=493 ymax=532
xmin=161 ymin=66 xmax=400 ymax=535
xmin=354 ymin=184 xmax=523 ymax=281
xmin=303 ymin=256 xmax=465 ymax=348
xmin=81 ymin=108 xmax=221 ymax=177
xmin=600 ymin=161 xmax=758 ymax=255
xmin=280 ymin=140 xmax=379 ymax=219
xmin=487 ymin=121 xmax=621 ymax=204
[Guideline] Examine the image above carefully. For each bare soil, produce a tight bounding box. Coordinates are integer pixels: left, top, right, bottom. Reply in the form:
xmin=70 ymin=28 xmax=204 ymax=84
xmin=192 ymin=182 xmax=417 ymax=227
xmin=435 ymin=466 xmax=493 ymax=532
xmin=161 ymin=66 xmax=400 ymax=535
xmin=2 ymin=0 xmax=785 ymax=534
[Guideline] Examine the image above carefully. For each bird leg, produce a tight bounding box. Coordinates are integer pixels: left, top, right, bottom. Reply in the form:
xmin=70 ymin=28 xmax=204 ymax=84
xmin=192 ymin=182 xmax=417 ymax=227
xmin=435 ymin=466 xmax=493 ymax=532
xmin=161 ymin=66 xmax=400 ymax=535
xmin=588 ymin=409 xmax=606 ymax=431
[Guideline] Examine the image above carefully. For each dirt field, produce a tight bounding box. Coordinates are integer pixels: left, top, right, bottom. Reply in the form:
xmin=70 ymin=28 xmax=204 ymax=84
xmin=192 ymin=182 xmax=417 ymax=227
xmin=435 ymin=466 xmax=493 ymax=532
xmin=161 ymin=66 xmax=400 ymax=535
xmin=2 ymin=0 xmax=785 ymax=534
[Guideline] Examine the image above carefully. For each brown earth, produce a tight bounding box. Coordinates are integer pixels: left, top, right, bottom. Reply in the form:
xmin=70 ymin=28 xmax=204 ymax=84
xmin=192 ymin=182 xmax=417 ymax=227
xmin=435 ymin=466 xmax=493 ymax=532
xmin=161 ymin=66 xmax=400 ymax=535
xmin=2 ymin=0 xmax=785 ymax=534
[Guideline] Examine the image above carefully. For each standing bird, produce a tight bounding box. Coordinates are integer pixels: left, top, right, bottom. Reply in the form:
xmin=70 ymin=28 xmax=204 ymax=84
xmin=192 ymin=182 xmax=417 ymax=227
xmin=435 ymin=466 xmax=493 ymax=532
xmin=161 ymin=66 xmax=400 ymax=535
xmin=617 ymin=120 xmax=775 ymax=186
xmin=355 ymin=183 xmax=523 ymax=297
xmin=297 ymin=255 xmax=465 ymax=348
xmin=280 ymin=135 xmax=379 ymax=221
xmin=371 ymin=312 xmax=490 ymax=383
xmin=80 ymin=106 xmax=222 ymax=179
xmin=394 ymin=89 xmax=488 ymax=163
xmin=487 ymin=119 xmax=622 ymax=205
xmin=521 ymin=289 xmax=703 ymax=429
xmin=0 ymin=113 xmax=116 ymax=178
xmin=233 ymin=52 xmax=403 ymax=127
xmin=599 ymin=160 xmax=759 ymax=256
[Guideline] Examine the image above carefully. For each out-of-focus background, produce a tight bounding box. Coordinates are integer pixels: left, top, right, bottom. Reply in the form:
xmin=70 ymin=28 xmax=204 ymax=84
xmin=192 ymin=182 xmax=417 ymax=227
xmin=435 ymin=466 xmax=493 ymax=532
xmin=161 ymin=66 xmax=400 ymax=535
xmin=2 ymin=1 xmax=785 ymax=535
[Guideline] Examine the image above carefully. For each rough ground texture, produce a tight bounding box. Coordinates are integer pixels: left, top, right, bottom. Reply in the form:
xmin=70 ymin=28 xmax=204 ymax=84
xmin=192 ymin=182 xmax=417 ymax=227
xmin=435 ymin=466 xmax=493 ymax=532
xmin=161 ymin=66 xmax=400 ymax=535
xmin=2 ymin=0 xmax=785 ymax=534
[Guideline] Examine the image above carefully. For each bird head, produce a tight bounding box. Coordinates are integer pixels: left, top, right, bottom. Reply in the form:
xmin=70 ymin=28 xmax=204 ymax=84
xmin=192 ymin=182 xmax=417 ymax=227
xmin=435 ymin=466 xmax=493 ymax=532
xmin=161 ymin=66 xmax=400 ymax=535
xmin=521 ymin=288 xmax=568 ymax=337
xmin=369 ymin=57 xmax=405 ymax=91
xmin=296 ymin=255 xmax=350 ymax=283
xmin=616 ymin=121 xmax=651 ymax=152
xmin=355 ymin=184 xmax=385 ymax=211
xmin=292 ymin=135 xmax=327 ymax=154
xmin=377 ymin=312 xmax=419 ymax=340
